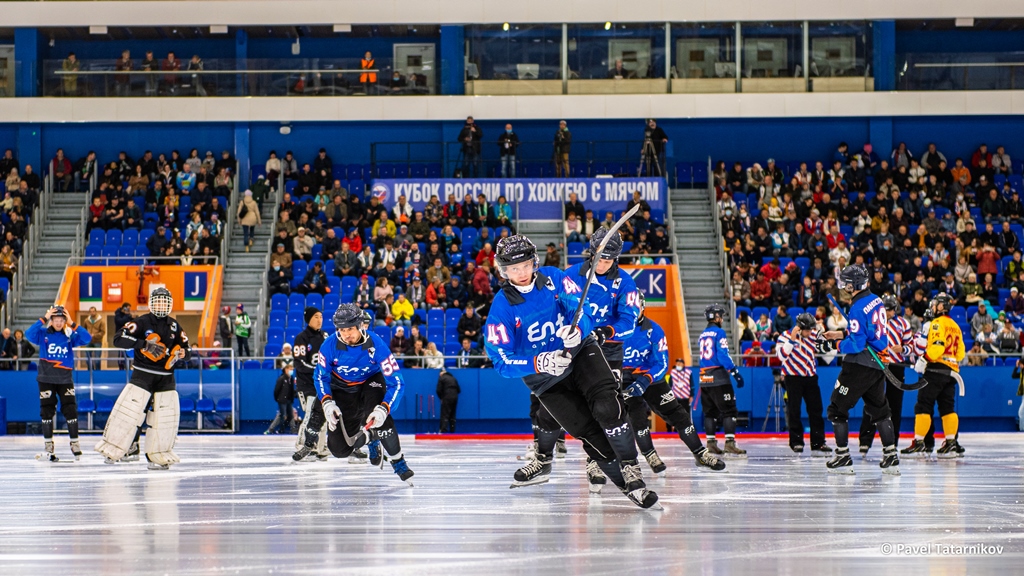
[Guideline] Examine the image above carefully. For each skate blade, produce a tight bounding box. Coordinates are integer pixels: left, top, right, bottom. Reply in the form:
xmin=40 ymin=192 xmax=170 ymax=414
xmin=510 ymin=476 xmax=550 ymax=489
xmin=697 ymin=463 xmax=727 ymax=472
xmin=882 ymin=466 xmax=901 ymax=476
xmin=35 ymin=453 xmax=60 ymax=462
xmin=404 ymin=480 xmax=415 ymax=487
xmin=588 ymin=482 xmax=605 ymax=494
xmin=147 ymin=463 xmax=170 ymax=471
xmin=827 ymin=466 xmax=855 ymax=475
xmin=725 ymin=453 xmax=748 ymax=459
xmin=936 ymin=453 xmax=960 ymax=460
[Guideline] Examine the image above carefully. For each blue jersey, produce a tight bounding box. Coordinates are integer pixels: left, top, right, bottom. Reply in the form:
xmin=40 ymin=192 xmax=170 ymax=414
xmin=698 ymin=324 xmax=736 ymax=371
xmin=314 ymin=331 xmax=405 ymax=413
xmin=484 ymin=267 xmax=594 ymax=395
xmin=25 ymin=319 xmax=92 ymax=385
xmin=838 ymin=290 xmax=887 ymax=370
xmin=622 ymin=317 xmax=668 ymax=391
xmin=564 ymin=262 xmax=640 ymax=342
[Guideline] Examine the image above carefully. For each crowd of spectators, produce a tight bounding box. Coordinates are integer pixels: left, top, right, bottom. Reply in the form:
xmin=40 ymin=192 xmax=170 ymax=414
xmin=562 ymin=189 xmax=670 ymax=262
xmin=0 ymin=147 xmax=42 ymax=295
xmin=720 ymin=140 xmax=1024 ymax=364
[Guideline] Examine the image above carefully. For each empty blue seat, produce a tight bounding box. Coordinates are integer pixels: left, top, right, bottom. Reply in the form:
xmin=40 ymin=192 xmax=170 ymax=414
xmin=324 ymin=294 xmax=339 ymax=312
xmin=306 ymin=293 xmax=324 ymax=311
xmin=445 ymin=308 xmax=462 ymax=327
xmin=78 ymin=399 xmax=96 ymax=413
xmin=106 ymin=229 xmax=122 ymax=246
xmin=410 ymin=164 xmax=427 ymax=178
xmin=264 ymin=343 xmax=282 ymax=357
xmin=287 ymin=311 xmax=305 ymax=328
xmin=196 ymin=398 xmax=215 ymax=412
xmin=261 ymin=359 xmax=276 ymax=369
xmin=285 ymin=327 xmax=300 ymax=343
xmin=271 ymin=293 xmax=288 ymax=311
xmin=97 ymin=399 xmax=115 ymax=413
xmin=266 ymin=329 xmax=284 ymax=346
xmin=89 ymin=229 xmax=105 ymax=245
xmin=216 ymin=398 xmax=232 ymax=412
xmin=426 ymin=327 xmax=444 ymax=344
xmin=426 ymin=163 xmax=442 ymax=178
xmin=291 ymin=261 xmax=307 ymax=289
xmin=243 ymin=360 xmax=261 ymax=370
xmin=374 ymin=326 xmax=391 ymax=341
xmin=289 ymin=292 xmax=306 ymax=310
xmin=180 ymin=398 xmax=196 ymax=412
xmin=269 ymin=310 xmax=286 ymax=328
xmin=346 ymin=163 xmax=363 ymax=180
xmin=123 ymin=229 xmax=139 ymax=246
xmin=427 ymin=309 xmax=444 ymax=327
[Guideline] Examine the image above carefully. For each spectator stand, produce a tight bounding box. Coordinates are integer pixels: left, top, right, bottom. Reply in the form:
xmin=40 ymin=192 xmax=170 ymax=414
xmin=1 ymin=171 xmax=51 ymax=331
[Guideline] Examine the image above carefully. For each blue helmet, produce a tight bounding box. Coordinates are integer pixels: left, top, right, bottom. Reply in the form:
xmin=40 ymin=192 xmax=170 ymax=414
xmin=838 ymin=265 xmax=869 ymax=292
xmin=590 ymin=227 xmax=624 ymax=261
xmin=333 ymin=303 xmax=365 ymax=330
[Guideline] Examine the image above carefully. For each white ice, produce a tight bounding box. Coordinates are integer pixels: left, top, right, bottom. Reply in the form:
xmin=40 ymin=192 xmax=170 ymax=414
xmin=0 ymin=434 xmax=1022 ymax=575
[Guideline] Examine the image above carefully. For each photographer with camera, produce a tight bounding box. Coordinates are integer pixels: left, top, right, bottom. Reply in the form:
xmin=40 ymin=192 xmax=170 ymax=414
xmin=553 ymin=120 xmax=572 ymax=178
xmin=641 ymin=119 xmax=668 ymax=177
xmin=458 ymin=116 xmax=483 ymax=178
xmin=498 ymin=123 xmax=520 ymax=178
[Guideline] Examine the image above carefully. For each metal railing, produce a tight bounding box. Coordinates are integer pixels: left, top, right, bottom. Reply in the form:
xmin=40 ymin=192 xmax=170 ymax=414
xmin=707 ymin=156 xmax=736 ymax=345
xmin=255 ymin=180 xmax=284 ymax=354
xmin=70 ymin=254 xmax=220 ymax=266
xmin=898 ymin=52 xmax=1024 ymax=91
xmin=70 ymin=346 xmax=237 ymax=433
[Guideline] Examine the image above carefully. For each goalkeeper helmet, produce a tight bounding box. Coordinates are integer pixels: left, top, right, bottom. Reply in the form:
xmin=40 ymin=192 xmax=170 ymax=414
xmin=149 ymin=287 xmax=173 ymax=318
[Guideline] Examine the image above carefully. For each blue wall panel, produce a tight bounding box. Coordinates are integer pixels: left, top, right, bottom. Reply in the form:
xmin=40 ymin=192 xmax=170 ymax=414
xmin=39 ymin=122 xmax=235 ymax=166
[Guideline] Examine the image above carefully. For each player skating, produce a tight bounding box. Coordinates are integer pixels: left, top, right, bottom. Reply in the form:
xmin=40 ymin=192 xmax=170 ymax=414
xmin=816 ymin=266 xmax=900 ymax=475
xmin=775 ymin=313 xmax=832 ymax=455
xmin=621 ymin=292 xmax=725 ymax=473
xmin=95 ymin=288 xmax=191 ymax=470
xmin=26 ymin=306 xmax=92 ymax=462
xmin=315 ymin=304 xmax=413 ymax=485
xmin=697 ymin=304 xmax=747 ymax=457
xmin=291 ymin=307 xmax=331 ymax=462
xmin=902 ymin=293 xmax=966 ymax=458
xmin=484 ymin=235 xmax=659 ymax=509
xmin=859 ymin=295 xmax=912 ymax=456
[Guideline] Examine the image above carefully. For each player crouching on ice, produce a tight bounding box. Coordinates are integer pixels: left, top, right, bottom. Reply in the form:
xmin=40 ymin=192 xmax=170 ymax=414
xmin=621 ymin=292 xmax=725 ymax=473
xmin=484 ymin=235 xmax=659 ymax=509
xmin=27 ymin=306 xmax=93 ymax=462
xmin=95 ymin=288 xmax=191 ymax=470
xmin=815 ymin=265 xmax=901 ymax=475
xmin=315 ymin=304 xmax=414 ymax=485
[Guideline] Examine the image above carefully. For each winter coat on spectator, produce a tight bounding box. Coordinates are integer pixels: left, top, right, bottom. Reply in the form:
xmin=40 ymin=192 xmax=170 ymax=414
xmin=426 ymin=265 xmax=452 ymax=286
xmin=471 ymin=266 xmax=493 ymax=299
xmin=425 ymin=282 xmax=446 ymax=308
xmin=84 ymin=313 xmax=106 ymax=346
xmin=293 ymin=234 xmax=314 ymax=259
xmin=113 ymin=306 xmax=134 ymax=334
xmin=235 ymin=195 xmax=261 ymax=228
xmin=274 ymin=371 xmax=296 ymax=405
xmin=391 ymin=297 xmax=415 ymax=321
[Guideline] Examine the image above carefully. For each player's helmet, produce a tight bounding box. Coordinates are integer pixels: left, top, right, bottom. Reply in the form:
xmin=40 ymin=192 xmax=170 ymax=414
xmin=704 ymin=303 xmax=726 ymax=324
xmin=931 ymin=293 xmax=953 ymax=316
xmin=149 ymin=287 xmax=173 ymax=318
xmin=334 ymin=303 xmax=365 ymax=330
xmin=50 ymin=305 xmax=68 ymax=320
xmin=589 ymin=227 xmax=624 ymax=261
xmin=494 ymin=235 xmax=538 ymax=279
xmin=796 ymin=313 xmax=817 ymax=331
xmin=635 ymin=290 xmax=647 ymax=322
xmin=881 ymin=294 xmax=900 ymax=312
xmin=838 ymin=264 xmax=869 ymax=292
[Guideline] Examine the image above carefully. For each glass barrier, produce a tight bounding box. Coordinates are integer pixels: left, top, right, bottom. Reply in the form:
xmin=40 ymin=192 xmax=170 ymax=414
xmin=465 ymin=24 xmax=563 ymax=95
xmin=740 ymin=21 xmax=805 ymax=93
xmin=671 ymin=22 xmax=738 ymax=94
xmin=41 ymin=57 xmax=437 ymax=97
xmin=567 ymin=22 xmax=667 ymax=94
xmin=898 ymin=52 xmax=1024 ymax=91
xmin=807 ymin=20 xmax=873 ymax=92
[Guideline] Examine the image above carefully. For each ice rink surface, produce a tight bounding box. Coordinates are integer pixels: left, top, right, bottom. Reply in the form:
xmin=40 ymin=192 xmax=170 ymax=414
xmin=1 ymin=434 xmax=1022 ymax=575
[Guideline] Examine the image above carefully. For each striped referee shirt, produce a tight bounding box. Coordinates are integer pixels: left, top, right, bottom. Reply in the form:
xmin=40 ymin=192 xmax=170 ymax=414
xmin=670 ymin=366 xmax=691 ymax=400
xmin=886 ymin=315 xmax=914 ymax=363
xmin=776 ymin=329 xmax=819 ymax=377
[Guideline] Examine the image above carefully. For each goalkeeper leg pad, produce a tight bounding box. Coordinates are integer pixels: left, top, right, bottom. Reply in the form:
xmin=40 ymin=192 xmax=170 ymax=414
xmin=95 ymin=384 xmax=151 ymax=460
xmin=145 ymin=391 xmax=181 ymax=466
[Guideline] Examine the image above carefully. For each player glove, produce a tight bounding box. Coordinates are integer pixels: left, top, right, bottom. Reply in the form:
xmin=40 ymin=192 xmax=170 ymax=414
xmin=536 ymin=351 xmax=572 ymax=376
xmin=914 ymin=357 xmax=928 ymax=375
xmin=814 ymin=338 xmax=837 ymax=355
xmin=365 ymin=405 xmax=389 ymax=430
xmin=623 ymin=380 xmax=645 ymax=398
xmin=592 ymin=326 xmax=614 ymax=346
xmin=322 ymin=399 xmax=341 ymax=431
xmin=730 ymin=368 xmax=744 ymax=388
xmin=555 ymin=324 xmax=582 ymax=349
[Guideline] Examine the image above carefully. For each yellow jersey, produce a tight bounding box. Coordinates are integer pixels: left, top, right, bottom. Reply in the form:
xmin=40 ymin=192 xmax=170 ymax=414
xmin=924 ymin=316 xmax=965 ymax=372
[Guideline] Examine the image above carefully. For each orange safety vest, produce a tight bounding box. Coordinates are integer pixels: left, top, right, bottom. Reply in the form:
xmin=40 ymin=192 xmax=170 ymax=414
xmin=360 ymin=59 xmax=376 ymax=83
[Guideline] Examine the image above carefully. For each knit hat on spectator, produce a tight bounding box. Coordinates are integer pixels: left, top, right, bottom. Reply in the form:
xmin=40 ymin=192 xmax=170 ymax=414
xmin=257 ymin=175 xmax=265 ymax=180
xmin=244 ymin=189 xmax=253 ymax=196
xmin=304 ymin=306 xmax=320 ymax=324
xmin=221 ymin=305 xmax=230 ymax=314
xmin=237 ymin=303 xmax=244 ymax=310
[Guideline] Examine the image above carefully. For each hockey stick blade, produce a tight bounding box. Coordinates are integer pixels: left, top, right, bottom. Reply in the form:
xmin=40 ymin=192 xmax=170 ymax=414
xmin=565 ymin=203 xmax=641 ymax=353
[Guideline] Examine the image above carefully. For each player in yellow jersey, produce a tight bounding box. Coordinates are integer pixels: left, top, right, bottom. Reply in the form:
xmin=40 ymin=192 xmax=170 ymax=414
xmin=904 ymin=294 xmax=966 ymax=458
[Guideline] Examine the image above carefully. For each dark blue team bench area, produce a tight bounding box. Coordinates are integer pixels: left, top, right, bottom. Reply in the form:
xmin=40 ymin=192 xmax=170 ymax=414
xmin=0 ymin=367 xmax=1019 ymax=434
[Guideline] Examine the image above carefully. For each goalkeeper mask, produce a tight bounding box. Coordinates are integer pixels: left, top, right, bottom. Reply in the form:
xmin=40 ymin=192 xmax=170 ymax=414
xmin=149 ymin=288 xmax=173 ymax=318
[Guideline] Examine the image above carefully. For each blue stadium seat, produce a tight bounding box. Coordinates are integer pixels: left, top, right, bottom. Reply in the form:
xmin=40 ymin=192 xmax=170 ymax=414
xmin=261 ymin=359 xmax=276 ymax=369
xmin=285 ymin=180 xmax=298 ymax=193
xmin=350 ymin=179 xmax=365 ymax=194
xmin=426 ymin=163 xmax=442 ymax=178
xmin=196 ymin=398 xmax=215 ymax=412
xmin=346 ymin=163 xmax=363 ymax=180
xmin=139 ymin=229 xmax=154 ymax=245
xmin=445 ymin=308 xmax=462 ymax=328
xmin=311 ymin=244 xmax=323 ymax=261
xmin=324 ymin=294 xmax=339 ymax=312
xmin=78 ymin=399 xmax=96 ymax=413
xmin=101 ymin=246 xmax=117 ymax=265
xmin=285 ymin=327 xmax=300 ymax=343
xmin=289 ymin=292 xmax=305 ymax=310
xmin=266 ymin=329 xmax=284 ymax=347
xmin=426 ymin=327 xmax=444 ymax=345
xmin=377 ymin=165 xmax=395 ymax=179
xmin=414 ymin=309 xmax=426 ymax=325
xmin=105 ymin=229 xmax=122 ymax=246
xmin=97 ymin=399 xmax=115 ymax=413
xmin=271 ymin=293 xmax=288 ymax=311
xmin=735 ymin=306 xmax=751 ymax=319
xmin=752 ymin=307 xmax=770 ymax=321
xmin=269 ymin=310 xmax=286 ymax=328
xmin=949 ymin=306 xmax=967 ymax=325
xmin=427 ymin=309 xmax=444 ymax=327
xmin=374 ymin=326 xmax=391 ymax=341
xmin=89 ymin=229 xmax=105 ymax=245
xmin=180 ymin=398 xmax=196 ymax=412
xmin=243 ymin=360 xmax=261 ymax=370
xmin=410 ymin=164 xmax=426 ymax=178
xmin=291 ymin=261 xmax=307 ymax=289
xmin=216 ymin=398 xmax=232 ymax=412
xmin=328 ymin=276 xmax=341 ymax=296
xmin=306 ymin=293 xmax=323 ymax=311
xmin=287 ymin=311 xmax=305 ymax=329
xmin=122 ymin=229 xmax=139 ymax=246
xmin=264 ymin=343 xmax=282 ymax=357
xmin=444 ymin=343 xmax=460 ymax=367
xmin=84 ymin=246 xmax=101 ymax=266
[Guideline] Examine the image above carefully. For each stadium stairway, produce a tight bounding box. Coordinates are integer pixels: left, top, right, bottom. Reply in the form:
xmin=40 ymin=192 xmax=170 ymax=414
xmin=517 ymin=220 xmax=563 ymax=265
xmin=14 ymin=194 xmax=90 ymax=330
xmin=221 ymin=200 xmax=276 ymax=356
xmin=671 ymin=188 xmax=733 ymax=354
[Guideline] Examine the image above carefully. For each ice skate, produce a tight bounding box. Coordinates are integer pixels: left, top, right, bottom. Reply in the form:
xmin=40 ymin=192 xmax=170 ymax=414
xmin=70 ymin=440 xmax=82 ymax=461
xmin=706 ymin=438 xmax=723 ymax=455
xmin=937 ymin=438 xmax=964 ymax=459
xmin=586 ymin=458 xmax=606 ymax=493
xmin=859 ymin=445 xmax=870 ymax=458
xmin=390 ymin=457 xmax=414 ymax=486
xmin=811 ymin=445 xmax=833 ymax=457
xmin=123 ymin=442 xmax=140 ymax=462
xmin=694 ymin=448 xmax=726 ymax=471
xmin=879 ymin=446 xmax=901 ymax=475
xmin=36 ymin=440 xmax=58 ymax=462
xmin=900 ymin=439 xmax=930 ymax=457
xmin=517 ymin=441 xmax=538 ymax=461
xmin=148 ymin=462 xmax=170 ymax=470
xmin=621 ymin=461 xmax=661 ymax=510
xmin=347 ymin=448 xmax=368 ymax=464
xmin=724 ymin=439 xmax=747 ymax=458
xmin=555 ymin=439 xmax=567 ymax=459
xmin=367 ymin=439 xmax=385 ymax=469
xmin=826 ymin=447 xmax=854 ymax=475
xmin=643 ymin=450 xmax=667 ymax=475
xmin=291 ymin=446 xmax=314 ymax=462
xmin=791 ymin=444 xmax=804 ymax=454
xmin=510 ymin=454 xmax=551 ymax=488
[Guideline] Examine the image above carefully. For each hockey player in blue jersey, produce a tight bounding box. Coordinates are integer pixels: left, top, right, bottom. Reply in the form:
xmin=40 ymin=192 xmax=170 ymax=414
xmin=816 ymin=265 xmax=900 ymax=475
xmin=484 ymin=234 xmax=659 ymax=509
xmin=697 ymin=303 xmax=747 ymax=456
xmin=622 ymin=292 xmax=725 ymax=474
xmin=26 ymin=305 xmax=92 ymax=461
xmin=314 ymin=303 xmax=414 ymax=485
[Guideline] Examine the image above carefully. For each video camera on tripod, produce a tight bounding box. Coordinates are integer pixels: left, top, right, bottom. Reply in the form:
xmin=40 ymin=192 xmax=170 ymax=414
xmin=637 ymin=118 xmax=662 ymax=177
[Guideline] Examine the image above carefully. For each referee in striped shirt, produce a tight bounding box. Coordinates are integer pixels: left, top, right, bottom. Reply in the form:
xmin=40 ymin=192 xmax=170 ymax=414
xmin=776 ymin=313 xmax=832 ymax=454
xmin=669 ymin=359 xmax=692 ymax=414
